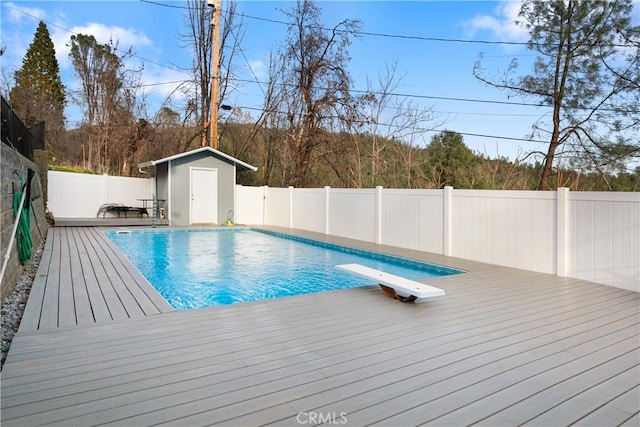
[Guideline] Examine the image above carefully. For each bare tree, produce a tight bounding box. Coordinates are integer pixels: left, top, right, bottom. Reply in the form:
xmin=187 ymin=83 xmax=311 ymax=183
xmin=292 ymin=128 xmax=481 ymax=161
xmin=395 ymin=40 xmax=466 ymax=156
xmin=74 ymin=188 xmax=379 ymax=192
xmin=272 ymin=0 xmax=362 ymax=187
xmin=69 ymin=34 xmax=135 ymax=173
xmin=363 ymin=62 xmax=443 ymax=188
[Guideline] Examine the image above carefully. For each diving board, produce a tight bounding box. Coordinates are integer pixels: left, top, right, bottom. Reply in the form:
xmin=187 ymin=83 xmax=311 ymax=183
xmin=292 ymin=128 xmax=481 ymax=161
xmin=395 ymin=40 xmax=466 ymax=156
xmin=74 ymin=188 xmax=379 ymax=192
xmin=336 ymin=263 xmax=446 ymax=303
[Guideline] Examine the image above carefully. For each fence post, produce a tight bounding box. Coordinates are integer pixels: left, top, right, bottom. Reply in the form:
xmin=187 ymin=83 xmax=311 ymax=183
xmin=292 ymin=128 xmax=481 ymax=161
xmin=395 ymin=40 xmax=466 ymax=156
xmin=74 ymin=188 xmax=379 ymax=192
xmin=556 ymin=187 xmax=569 ymax=277
xmin=324 ymin=186 xmax=330 ymax=235
xmin=234 ymin=184 xmax=240 ymax=225
xmin=375 ymin=186 xmax=383 ymax=244
xmin=102 ymin=174 xmax=109 ymax=206
xmin=262 ymin=185 xmax=268 ymax=226
xmin=443 ymin=186 xmax=453 ymax=256
xmin=288 ymin=186 xmax=294 ymax=228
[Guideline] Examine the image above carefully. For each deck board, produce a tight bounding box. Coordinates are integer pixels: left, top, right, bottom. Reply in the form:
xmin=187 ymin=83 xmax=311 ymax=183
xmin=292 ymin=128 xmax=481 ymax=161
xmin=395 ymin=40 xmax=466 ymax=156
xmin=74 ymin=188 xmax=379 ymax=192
xmin=57 ymin=227 xmax=77 ymax=327
xmin=73 ymin=227 xmax=113 ymax=323
xmin=82 ymin=227 xmax=143 ymax=319
xmin=17 ymin=231 xmax=53 ymax=331
xmin=68 ymin=227 xmax=95 ymax=324
xmin=38 ymin=227 xmax=61 ymax=328
xmin=1 ymin=225 xmax=638 ymax=426
xmin=96 ymin=230 xmax=173 ymax=314
xmin=518 ymin=367 xmax=640 ymax=426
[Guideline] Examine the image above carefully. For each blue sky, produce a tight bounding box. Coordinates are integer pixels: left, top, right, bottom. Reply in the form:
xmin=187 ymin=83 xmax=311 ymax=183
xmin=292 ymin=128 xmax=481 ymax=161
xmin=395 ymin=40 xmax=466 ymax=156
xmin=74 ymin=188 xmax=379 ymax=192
xmin=2 ymin=1 xmax=638 ymax=161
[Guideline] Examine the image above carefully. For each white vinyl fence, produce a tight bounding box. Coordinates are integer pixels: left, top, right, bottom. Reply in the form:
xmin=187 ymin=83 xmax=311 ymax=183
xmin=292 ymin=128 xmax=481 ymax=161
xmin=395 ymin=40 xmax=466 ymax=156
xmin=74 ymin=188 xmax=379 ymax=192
xmin=46 ymin=172 xmax=639 ymax=291
xmin=48 ymin=171 xmax=154 ymax=218
xmin=236 ymin=185 xmax=640 ymax=292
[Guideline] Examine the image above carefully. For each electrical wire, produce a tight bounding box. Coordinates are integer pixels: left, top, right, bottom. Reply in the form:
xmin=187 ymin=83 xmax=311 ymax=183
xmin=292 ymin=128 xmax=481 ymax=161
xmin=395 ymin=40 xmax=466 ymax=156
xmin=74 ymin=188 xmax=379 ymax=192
xmin=140 ymin=1 xmax=637 ymax=49
xmin=5 ymin=1 xmax=637 ymax=151
xmin=232 ymin=104 xmax=551 ymax=144
xmin=7 ymin=2 xmax=637 ymax=115
xmin=120 ymin=75 xmax=639 ymax=115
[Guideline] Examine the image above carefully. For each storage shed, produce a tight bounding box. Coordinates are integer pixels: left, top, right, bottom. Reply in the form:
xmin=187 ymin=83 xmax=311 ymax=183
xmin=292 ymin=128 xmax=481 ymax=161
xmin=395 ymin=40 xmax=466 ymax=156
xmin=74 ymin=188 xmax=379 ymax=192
xmin=138 ymin=147 xmax=257 ymax=226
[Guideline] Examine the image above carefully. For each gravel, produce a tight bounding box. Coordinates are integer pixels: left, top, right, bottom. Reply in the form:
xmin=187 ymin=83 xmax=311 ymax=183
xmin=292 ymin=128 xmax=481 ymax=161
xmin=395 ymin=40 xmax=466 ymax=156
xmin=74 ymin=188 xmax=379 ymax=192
xmin=1 ymin=242 xmax=44 ymax=370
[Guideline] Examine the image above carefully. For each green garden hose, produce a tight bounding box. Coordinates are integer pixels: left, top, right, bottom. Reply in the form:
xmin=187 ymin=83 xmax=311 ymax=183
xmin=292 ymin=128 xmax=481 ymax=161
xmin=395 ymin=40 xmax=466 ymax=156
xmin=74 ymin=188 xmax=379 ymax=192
xmin=13 ymin=174 xmax=33 ymax=264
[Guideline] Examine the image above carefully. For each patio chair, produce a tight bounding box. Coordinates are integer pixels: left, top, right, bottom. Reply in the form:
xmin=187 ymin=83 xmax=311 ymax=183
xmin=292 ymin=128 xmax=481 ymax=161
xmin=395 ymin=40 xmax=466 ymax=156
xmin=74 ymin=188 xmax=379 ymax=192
xmin=96 ymin=203 xmax=148 ymax=218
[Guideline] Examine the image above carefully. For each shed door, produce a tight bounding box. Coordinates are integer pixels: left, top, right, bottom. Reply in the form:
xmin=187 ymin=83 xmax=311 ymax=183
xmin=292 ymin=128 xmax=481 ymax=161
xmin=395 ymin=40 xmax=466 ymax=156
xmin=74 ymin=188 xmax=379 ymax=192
xmin=190 ymin=167 xmax=218 ymax=224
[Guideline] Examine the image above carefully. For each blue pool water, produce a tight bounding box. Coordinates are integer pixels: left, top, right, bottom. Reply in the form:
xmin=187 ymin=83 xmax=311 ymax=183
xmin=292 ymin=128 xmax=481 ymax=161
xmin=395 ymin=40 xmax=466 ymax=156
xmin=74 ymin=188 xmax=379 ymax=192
xmin=105 ymin=228 xmax=463 ymax=310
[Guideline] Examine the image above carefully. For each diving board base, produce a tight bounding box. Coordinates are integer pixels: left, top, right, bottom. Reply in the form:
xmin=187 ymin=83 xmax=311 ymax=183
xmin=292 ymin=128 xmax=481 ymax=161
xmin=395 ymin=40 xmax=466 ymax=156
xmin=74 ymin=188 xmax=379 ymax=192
xmin=379 ymin=284 xmax=418 ymax=302
xmin=336 ymin=263 xmax=446 ymax=303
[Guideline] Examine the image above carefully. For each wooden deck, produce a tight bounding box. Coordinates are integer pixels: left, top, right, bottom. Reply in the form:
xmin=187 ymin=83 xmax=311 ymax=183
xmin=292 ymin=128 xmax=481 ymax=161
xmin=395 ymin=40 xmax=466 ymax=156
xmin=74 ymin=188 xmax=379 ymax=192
xmin=18 ymin=227 xmax=173 ymax=332
xmin=1 ymin=226 xmax=638 ymax=426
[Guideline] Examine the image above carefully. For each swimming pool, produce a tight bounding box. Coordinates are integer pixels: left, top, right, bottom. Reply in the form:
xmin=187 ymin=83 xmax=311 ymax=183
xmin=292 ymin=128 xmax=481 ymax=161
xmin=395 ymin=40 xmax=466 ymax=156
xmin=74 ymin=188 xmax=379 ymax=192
xmin=105 ymin=228 xmax=464 ymax=310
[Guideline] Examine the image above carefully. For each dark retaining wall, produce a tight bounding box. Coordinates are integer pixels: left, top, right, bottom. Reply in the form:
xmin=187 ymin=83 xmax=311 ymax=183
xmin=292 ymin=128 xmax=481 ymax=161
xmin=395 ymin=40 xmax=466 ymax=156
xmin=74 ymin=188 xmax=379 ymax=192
xmin=1 ymin=143 xmax=49 ymax=302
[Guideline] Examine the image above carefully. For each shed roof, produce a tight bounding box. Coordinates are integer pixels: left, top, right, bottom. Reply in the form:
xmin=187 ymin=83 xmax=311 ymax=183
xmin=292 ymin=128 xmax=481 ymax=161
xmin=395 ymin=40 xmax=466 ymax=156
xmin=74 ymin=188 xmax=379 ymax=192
xmin=138 ymin=147 xmax=258 ymax=172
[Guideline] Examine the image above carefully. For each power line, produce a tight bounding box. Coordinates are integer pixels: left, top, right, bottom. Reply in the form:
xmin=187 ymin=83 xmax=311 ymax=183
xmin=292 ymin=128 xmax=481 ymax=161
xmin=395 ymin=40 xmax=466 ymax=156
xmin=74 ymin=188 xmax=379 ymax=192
xmin=227 ymin=77 xmax=639 ymax=114
xmin=232 ymin=104 xmax=640 ymax=173
xmin=235 ymin=12 xmax=638 ymax=49
xmin=227 ymin=28 xmax=266 ymax=96
xmin=236 ymin=12 xmax=529 ymax=47
xmin=127 ymin=74 xmax=639 ymax=115
xmin=124 ymin=74 xmax=551 ymax=109
xmin=139 ymin=0 xmax=185 ymax=9
xmin=140 ymin=0 xmax=638 ymax=49
xmin=233 ymin=104 xmax=550 ymax=145
xmin=228 ymin=77 xmax=545 ymax=107
xmin=9 ymin=2 xmax=635 ymax=114
xmin=8 ymin=1 xmax=636 ymax=145
xmin=4 ymin=3 xmax=188 ymax=74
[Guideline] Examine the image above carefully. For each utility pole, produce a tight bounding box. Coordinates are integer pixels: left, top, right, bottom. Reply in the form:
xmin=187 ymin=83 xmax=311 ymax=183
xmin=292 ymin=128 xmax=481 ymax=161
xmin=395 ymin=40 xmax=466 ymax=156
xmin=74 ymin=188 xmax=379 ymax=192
xmin=207 ymin=0 xmax=221 ymax=149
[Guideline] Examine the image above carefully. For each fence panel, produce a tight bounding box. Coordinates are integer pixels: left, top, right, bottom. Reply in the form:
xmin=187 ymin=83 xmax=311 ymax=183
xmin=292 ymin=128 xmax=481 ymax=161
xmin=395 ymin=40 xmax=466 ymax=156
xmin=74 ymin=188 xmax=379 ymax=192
xmin=47 ymin=171 xmax=153 ymax=218
xmin=329 ymin=189 xmax=376 ymax=242
xmin=570 ymin=192 xmax=640 ymax=291
xmin=450 ymin=190 xmax=557 ymax=274
xmin=292 ymin=188 xmax=326 ymax=233
xmin=380 ymin=189 xmax=444 ymax=253
xmin=104 ymin=175 xmax=154 ymax=207
xmin=264 ymin=187 xmax=291 ymax=228
xmin=235 ymin=185 xmax=264 ymax=225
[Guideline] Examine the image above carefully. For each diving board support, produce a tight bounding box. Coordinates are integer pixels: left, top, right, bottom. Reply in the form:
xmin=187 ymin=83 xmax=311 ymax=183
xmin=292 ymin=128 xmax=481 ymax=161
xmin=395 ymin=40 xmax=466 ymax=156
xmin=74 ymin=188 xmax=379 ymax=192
xmin=336 ymin=263 xmax=446 ymax=303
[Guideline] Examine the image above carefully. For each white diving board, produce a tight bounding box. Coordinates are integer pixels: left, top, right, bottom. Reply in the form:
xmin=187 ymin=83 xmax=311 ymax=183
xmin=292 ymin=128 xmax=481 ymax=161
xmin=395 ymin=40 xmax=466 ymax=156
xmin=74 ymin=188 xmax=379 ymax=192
xmin=336 ymin=263 xmax=446 ymax=303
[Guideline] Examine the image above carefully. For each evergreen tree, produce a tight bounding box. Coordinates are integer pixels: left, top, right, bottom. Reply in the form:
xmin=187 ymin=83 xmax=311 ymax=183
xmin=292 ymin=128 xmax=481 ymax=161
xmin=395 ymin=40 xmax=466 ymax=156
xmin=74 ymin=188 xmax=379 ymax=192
xmin=423 ymin=131 xmax=481 ymax=189
xmin=474 ymin=0 xmax=639 ymax=190
xmin=10 ymin=21 xmax=66 ymax=153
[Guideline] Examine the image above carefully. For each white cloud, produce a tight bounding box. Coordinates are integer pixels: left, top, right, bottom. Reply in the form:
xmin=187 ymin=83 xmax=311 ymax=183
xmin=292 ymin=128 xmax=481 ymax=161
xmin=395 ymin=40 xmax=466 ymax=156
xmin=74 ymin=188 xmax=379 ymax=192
xmin=465 ymin=0 xmax=529 ymax=43
xmin=71 ymin=23 xmax=152 ymax=49
xmin=2 ymin=2 xmax=45 ymax=23
xmin=0 ymin=3 xmax=48 ymax=77
xmin=52 ymin=22 xmax=153 ymax=70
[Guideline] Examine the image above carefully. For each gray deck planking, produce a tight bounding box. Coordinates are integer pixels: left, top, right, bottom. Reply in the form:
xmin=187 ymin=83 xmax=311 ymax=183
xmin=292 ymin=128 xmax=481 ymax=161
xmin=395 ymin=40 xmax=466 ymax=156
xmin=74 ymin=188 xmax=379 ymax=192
xmin=71 ymin=226 xmax=112 ymax=323
xmin=16 ymin=227 xmax=174 ymax=333
xmin=68 ymin=228 xmax=95 ymax=324
xmin=38 ymin=227 xmax=62 ymax=328
xmin=1 ymin=225 xmax=638 ymax=426
xmin=17 ymin=230 xmax=53 ymax=331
